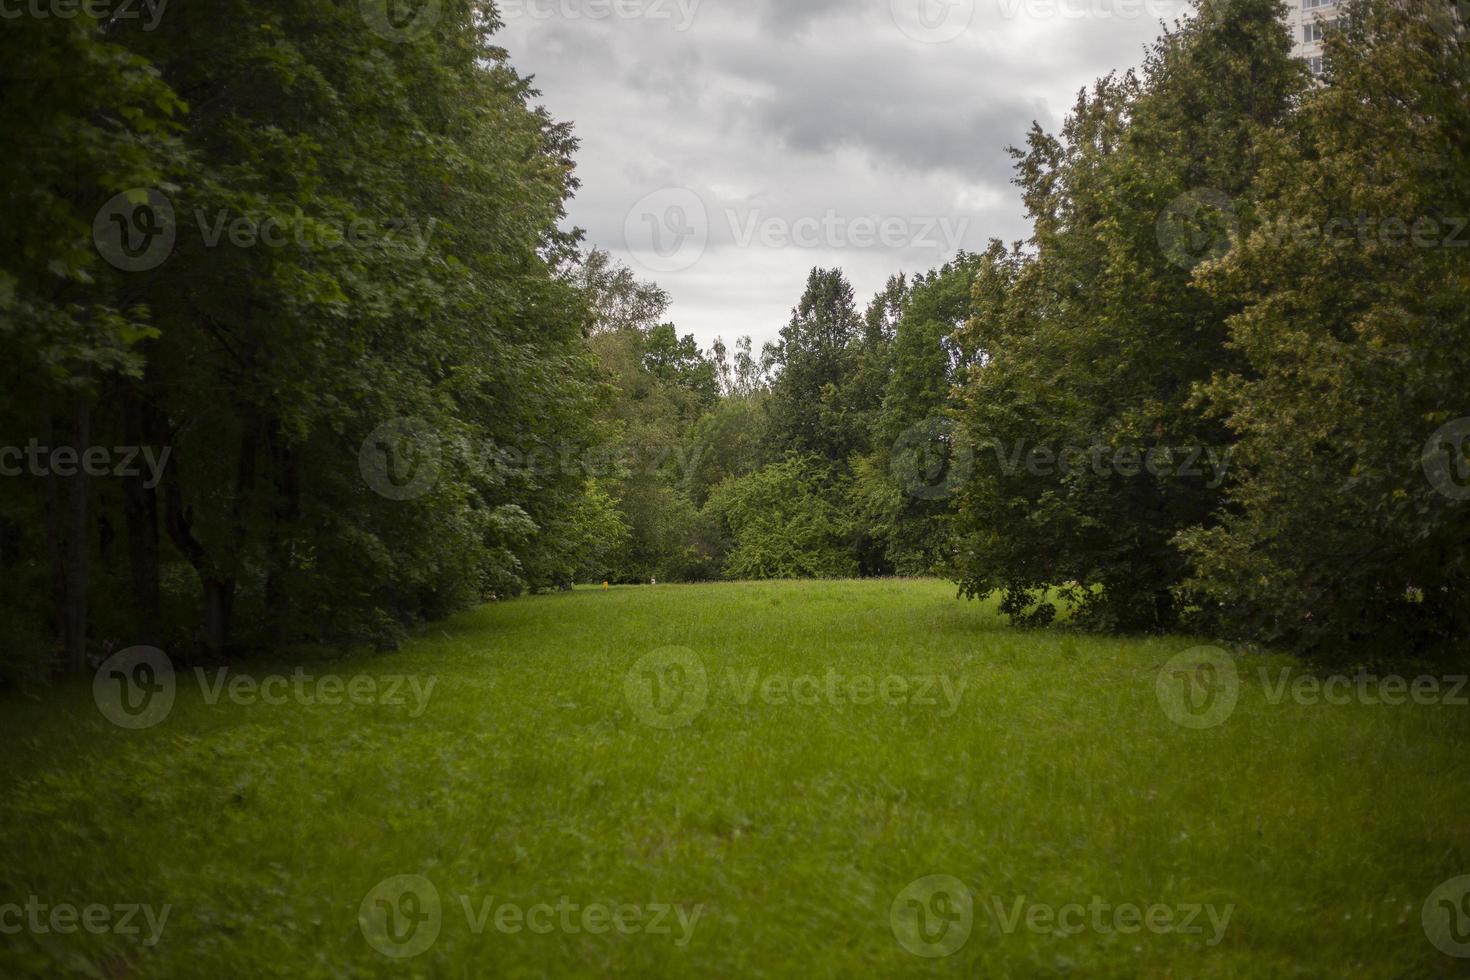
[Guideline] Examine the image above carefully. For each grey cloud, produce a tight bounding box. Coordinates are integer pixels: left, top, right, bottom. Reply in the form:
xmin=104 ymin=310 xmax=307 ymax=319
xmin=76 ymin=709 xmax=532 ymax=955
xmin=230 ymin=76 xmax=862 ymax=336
xmin=743 ymin=83 xmax=1034 ymax=182
xmin=495 ymin=3 xmax=1189 ymax=348
xmin=748 ymin=0 xmax=871 ymax=35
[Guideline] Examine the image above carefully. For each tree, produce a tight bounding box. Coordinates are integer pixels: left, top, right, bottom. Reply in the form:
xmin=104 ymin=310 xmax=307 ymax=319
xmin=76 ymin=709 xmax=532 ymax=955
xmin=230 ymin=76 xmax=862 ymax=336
xmin=0 ymin=9 xmax=185 ymax=673
xmin=581 ymin=255 xmax=719 ymax=582
xmin=0 ymin=0 xmax=605 ymax=670
xmin=951 ymin=0 xmax=1306 ymax=632
xmin=1178 ymin=0 xmax=1470 ymax=661
xmin=704 ymin=457 xmax=858 ymax=580
xmin=766 ymin=268 xmax=867 ymax=463
xmin=855 ymin=253 xmax=985 ymax=574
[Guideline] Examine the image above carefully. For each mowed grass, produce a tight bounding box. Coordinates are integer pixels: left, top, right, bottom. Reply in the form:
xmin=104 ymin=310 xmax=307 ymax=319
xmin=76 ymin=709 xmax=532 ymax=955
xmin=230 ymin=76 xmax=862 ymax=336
xmin=2 ymin=579 xmax=1469 ymax=978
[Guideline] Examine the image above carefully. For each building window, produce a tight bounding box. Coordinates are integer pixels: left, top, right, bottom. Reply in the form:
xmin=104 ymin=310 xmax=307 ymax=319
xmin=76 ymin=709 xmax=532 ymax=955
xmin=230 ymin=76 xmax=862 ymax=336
xmin=1303 ymin=0 xmax=1334 ymax=10
xmin=1307 ymin=56 xmax=1324 ymax=76
xmin=1304 ymin=21 xmax=1332 ymax=42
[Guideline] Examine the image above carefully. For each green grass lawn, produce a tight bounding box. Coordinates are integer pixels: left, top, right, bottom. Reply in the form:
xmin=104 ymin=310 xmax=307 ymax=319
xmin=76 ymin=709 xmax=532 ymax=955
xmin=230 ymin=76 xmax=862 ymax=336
xmin=2 ymin=579 xmax=1468 ymax=977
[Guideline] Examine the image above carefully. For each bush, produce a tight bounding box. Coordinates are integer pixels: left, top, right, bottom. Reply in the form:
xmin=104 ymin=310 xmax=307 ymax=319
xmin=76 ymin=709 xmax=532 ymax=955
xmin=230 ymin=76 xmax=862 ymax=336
xmin=704 ymin=457 xmax=858 ymax=580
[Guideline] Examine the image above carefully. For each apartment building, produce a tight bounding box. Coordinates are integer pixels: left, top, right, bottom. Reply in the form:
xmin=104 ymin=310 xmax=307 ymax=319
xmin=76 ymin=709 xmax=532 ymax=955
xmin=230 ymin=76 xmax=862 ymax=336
xmin=1290 ymin=1 xmax=1465 ymax=76
xmin=1285 ymin=0 xmax=1340 ymax=76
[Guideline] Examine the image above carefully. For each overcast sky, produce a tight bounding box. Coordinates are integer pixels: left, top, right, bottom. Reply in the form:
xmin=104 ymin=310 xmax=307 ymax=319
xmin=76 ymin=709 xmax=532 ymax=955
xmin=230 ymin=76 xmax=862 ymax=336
xmin=496 ymin=0 xmax=1194 ymax=350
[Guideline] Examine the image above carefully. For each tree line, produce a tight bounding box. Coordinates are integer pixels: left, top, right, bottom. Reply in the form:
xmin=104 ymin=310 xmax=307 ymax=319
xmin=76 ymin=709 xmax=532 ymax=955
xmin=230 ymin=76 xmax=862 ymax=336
xmin=573 ymin=0 xmax=1470 ymax=666
xmin=1 ymin=0 xmax=1466 ymax=682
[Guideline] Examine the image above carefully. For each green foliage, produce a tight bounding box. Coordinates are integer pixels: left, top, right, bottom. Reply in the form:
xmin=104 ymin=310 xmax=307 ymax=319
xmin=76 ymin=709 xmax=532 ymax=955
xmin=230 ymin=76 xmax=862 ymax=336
xmin=704 ymin=457 xmax=858 ymax=580
xmin=579 ymin=261 xmax=723 ymax=583
xmin=684 ymin=390 xmax=773 ymax=506
xmin=952 ymin=0 xmax=1306 ymax=632
xmin=564 ymin=480 xmax=632 ymax=585
xmin=0 ymin=0 xmax=605 ymax=670
xmin=856 ymin=253 xmax=986 ymax=574
xmin=766 ymin=268 xmax=871 ymax=463
xmin=1178 ymin=0 xmax=1470 ymax=661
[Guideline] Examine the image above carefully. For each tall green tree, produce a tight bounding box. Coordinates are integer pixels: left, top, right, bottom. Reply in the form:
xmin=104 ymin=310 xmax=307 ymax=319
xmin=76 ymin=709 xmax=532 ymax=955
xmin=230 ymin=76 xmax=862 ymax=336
xmin=952 ymin=0 xmax=1306 ymax=631
xmin=1179 ymin=0 xmax=1470 ymax=661
xmin=854 ymin=252 xmax=985 ymax=574
xmin=0 ymin=9 xmax=185 ymax=673
xmin=2 ymin=0 xmax=605 ymax=669
xmin=766 ymin=268 xmax=867 ymax=463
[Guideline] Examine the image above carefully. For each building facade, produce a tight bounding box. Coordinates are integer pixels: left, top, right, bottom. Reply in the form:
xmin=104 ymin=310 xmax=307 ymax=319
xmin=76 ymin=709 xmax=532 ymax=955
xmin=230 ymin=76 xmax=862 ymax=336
xmin=1286 ymin=0 xmax=1340 ymax=76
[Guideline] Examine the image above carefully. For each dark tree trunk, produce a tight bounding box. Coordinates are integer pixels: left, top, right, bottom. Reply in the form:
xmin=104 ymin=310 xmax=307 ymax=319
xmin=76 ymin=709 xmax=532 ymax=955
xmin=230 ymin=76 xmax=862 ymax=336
xmin=202 ymin=577 xmax=236 ymax=657
xmin=43 ymin=414 xmax=66 ymax=670
xmin=159 ymin=427 xmax=215 ymax=658
xmin=122 ymin=477 xmax=161 ymax=621
xmin=263 ymin=420 xmax=300 ymax=649
xmin=47 ymin=400 xmax=92 ymax=675
xmin=122 ymin=394 xmax=161 ymax=623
